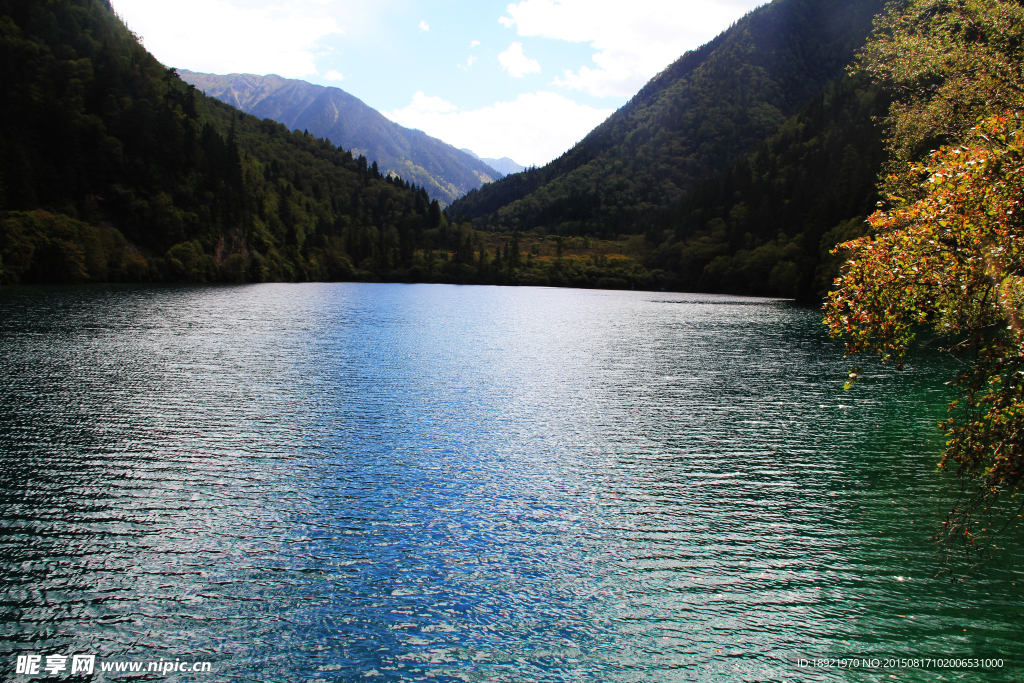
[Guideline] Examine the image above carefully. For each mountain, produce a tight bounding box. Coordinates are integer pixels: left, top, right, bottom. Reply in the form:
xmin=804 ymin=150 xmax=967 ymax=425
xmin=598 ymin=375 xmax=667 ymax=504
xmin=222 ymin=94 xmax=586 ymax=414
xmin=0 ymin=0 xmax=449 ymax=285
xmin=483 ymin=158 xmax=527 ymax=176
xmin=645 ymin=74 xmax=890 ymax=299
xmin=179 ymin=71 xmax=500 ymax=205
xmin=0 ymin=0 xmax=894 ymax=297
xmin=449 ymin=0 xmax=886 ymax=236
xmin=461 ymin=149 xmax=527 ymax=177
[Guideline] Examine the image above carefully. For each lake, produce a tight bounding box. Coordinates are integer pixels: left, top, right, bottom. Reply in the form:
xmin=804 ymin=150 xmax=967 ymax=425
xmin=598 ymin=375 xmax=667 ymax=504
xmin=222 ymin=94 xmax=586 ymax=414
xmin=0 ymin=283 xmax=1021 ymax=681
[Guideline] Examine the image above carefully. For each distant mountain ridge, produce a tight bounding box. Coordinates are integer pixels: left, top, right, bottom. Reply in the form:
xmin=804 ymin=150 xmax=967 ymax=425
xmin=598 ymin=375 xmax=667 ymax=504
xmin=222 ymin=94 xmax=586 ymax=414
xmin=180 ymin=70 xmax=501 ymax=205
xmin=460 ymin=149 xmax=527 ymax=176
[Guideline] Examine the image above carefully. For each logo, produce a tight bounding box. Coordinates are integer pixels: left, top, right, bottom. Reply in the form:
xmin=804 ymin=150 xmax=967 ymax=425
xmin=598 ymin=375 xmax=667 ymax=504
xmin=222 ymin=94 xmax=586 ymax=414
xmin=16 ymin=654 xmax=94 ymax=676
xmin=13 ymin=653 xmax=212 ymax=677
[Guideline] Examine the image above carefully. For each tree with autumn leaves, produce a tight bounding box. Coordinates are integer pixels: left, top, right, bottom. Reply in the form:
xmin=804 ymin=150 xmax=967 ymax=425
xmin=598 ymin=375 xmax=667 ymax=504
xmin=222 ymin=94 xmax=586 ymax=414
xmin=825 ymin=0 xmax=1024 ymax=562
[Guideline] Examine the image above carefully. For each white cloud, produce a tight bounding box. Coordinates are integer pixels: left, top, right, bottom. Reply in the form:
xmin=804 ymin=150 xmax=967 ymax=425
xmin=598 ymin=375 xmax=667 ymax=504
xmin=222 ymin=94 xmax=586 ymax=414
xmin=401 ymin=91 xmax=459 ymax=114
xmin=111 ymin=0 xmax=344 ymax=77
xmin=419 ymin=20 xmax=430 ymax=31
xmin=384 ymin=90 xmax=614 ymax=166
xmin=458 ymin=55 xmax=478 ymax=71
xmin=500 ymin=0 xmax=763 ymax=97
xmin=469 ymin=40 xmax=481 ymax=48
xmin=324 ymin=70 xmax=345 ymax=81
xmin=498 ymin=42 xmax=541 ymax=78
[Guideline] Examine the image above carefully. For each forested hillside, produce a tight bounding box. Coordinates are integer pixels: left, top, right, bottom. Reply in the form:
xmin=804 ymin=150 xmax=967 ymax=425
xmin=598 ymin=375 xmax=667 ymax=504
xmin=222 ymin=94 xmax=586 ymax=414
xmin=0 ymin=0 xmax=895 ymax=296
xmin=450 ymin=0 xmax=885 ymax=235
xmin=644 ymin=75 xmax=890 ymax=299
xmin=0 ymin=0 xmax=452 ymax=284
xmin=180 ymin=71 xmax=501 ymax=205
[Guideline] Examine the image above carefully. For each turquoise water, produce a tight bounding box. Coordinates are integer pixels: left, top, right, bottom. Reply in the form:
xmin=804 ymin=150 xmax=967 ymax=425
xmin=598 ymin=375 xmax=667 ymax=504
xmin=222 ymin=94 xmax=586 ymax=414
xmin=0 ymin=283 xmax=1021 ymax=682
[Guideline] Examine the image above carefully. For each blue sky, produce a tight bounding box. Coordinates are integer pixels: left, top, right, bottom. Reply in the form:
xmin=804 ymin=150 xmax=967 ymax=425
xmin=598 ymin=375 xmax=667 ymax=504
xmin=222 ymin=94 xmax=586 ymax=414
xmin=113 ymin=0 xmax=766 ymax=165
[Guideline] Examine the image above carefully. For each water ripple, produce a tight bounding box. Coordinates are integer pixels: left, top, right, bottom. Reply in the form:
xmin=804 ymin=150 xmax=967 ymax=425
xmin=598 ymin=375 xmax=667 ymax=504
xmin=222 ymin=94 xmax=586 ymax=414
xmin=0 ymin=283 xmax=1021 ymax=682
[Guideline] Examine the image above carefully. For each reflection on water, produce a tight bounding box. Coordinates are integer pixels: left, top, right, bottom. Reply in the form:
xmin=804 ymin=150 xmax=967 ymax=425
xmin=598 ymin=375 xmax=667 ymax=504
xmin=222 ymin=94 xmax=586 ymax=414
xmin=0 ymin=283 xmax=1021 ymax=682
